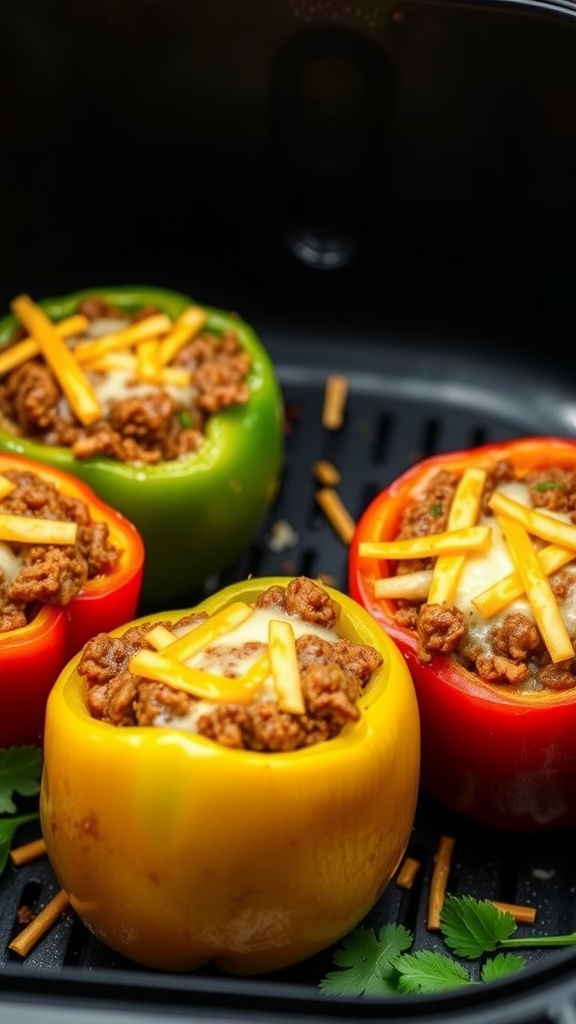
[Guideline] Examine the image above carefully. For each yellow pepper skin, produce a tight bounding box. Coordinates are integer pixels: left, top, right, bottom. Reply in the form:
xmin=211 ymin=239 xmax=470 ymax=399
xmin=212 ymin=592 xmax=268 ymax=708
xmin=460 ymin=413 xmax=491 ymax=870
xmin=39 ymin=577 xmax=420 ymax=975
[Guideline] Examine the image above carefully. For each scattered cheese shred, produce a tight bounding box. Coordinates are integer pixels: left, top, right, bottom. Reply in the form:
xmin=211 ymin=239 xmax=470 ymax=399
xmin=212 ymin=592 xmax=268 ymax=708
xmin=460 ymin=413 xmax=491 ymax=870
xmin=158 ymin=305 xmax=207 ymax=366
xmin=374 ymin=569 xmax=433 ymax=601
xmin=396 ymin=856 xmax=421 ymax=890
xmin=158 ymin=602 xmax=254 ymax=662
xmin=427 ymin=834 xmax=455 ymax=931
xmin=10 ymin=837 xmax=47 ymax=866
xmin=313 ymin=460 xmax=342 ymax=487
xmin=73 ymin=313 xmax=172 ymax=365
xmin=0 ymin=313 xmax=89 ymax=377
xmin=268 ymin=618 xmax=305 ymax=715
xmin=89 ymin=351 xmax=191 ymax=387
xmin=496 ymin=515 xmax=574 ymax=663
xmin=128 ymin=648 xmax=261 ymax=703
xmin=316 ymin=487 xmax=356 ymax=544
xmin=8 ymin=889 xmax=70 ymax=957
xmin=472 ymin=543 xmax=576 ymax=618
xmin=427 ymin=468 xmax=486 ymax=605
xmin=358 ymin=525 xmax=491 ymax=561
xmin=489 ymin=491 xmax=576 ymax=551
xmin=0 ymin=512 xmax=77 ymax=545
xmin=10 ymin=295 xmax=102 ymax=426
xmin=322 ymin=374 xmax=348 ymax=430
xmin=0 ymin=474 xmax=16 ymax=500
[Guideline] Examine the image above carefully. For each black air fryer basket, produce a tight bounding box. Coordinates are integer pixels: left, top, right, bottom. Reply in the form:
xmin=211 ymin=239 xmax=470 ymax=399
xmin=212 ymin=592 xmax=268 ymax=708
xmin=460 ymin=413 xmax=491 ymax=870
xmin=1 ymin=1 xmax=576 ymax=1022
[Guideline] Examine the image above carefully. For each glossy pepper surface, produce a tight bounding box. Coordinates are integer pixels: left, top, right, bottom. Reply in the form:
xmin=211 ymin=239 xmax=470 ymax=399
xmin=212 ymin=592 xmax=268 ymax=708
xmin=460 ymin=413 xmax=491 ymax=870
xmin=39 ymin=576 xmax=420 ymax=975
xmin=349 ymin=435 xmax=576 ymax=832
xmin=0 ymin=286 xmax=284 ymax=605
xmin=0 ymin=452 xmax=144 ymax=747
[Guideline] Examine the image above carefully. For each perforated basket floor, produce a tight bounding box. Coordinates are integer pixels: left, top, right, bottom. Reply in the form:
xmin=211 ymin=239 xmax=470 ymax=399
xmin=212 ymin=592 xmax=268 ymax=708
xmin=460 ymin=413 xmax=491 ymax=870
xmin=2 ymin=328 xmax=576 ymax=1024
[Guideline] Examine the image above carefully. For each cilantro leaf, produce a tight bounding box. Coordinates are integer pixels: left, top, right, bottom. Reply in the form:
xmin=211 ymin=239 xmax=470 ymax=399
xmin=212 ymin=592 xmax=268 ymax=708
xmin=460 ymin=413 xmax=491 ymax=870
xmin=481 ymin=953 xmax=526 ymax=983
xmin=0 ymin=746 xmax=43 ymax=814
xmin=440 ymin=895 xmax=516 ymax=959
xmin=319 ymin=924 xmax=412 ymax=997
xmin=393 ymin=950 xmax=472 ymax=994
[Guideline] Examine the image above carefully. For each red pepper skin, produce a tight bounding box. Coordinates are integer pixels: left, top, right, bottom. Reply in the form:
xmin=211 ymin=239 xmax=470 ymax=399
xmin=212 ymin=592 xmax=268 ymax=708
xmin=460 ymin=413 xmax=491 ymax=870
xmin=0 ymin=453 xmax=144 ymax=747
xmin=349 ymin=436 xmax=576 ymax=833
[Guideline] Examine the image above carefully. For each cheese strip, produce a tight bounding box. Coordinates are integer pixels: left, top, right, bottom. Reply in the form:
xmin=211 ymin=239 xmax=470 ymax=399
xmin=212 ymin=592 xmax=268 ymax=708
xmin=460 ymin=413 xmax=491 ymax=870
xmin=158 ymin=602 xmax=254 ymax=662
xmin=497 ymin=515 xmax=574 ymax=663
xmin=0 ymin=313 xmax=89 ymax=377
xmin=146 ymin=624 xmax=177 ymax=650
xmin=0 ymin=512 xmax=77 ymax=545
xmin=158 ymin=306 xmax=207 ymax=366
xmin=129 ymin=649 xmax=261 ymax=703
xmin=268 ymin=618 xmax=305 ymax=715
xmin=0 ymin=474 xmax=16 ymax=500
xmin=374 ymin=569 xmax=433 ymax=600
xmin=428 ymin=468 xmax=486 ymax=605
xmin=10 ymin=295 xmax=102 ymax=426
xmin=358 ymin=525 xmax=491 ymax=561
xmin=472 ymin=543 xmax=576 ymax=617
xmin=489 ymin=491 xmax=576 ymax=551
xmin=73 ymin=313 xmax=172 ymax=365
xmin=136 ymin=339 xmax=162 ymax=383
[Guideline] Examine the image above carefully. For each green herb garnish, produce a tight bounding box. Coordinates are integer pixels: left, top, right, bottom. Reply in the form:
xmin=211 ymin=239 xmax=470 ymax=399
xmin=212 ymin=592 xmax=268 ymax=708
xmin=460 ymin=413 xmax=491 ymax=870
xmin=0 ymin=746 xmax=43 ymax=878
xmin=319 ymin=894 xmax=576 ymax=997
xmin=178 ymin=410 xmax=193 ymax=428
xmin=533 ymin=481 xmax=566 ymax=492
xmin=429 ymin=502 xmax=443 ymax=518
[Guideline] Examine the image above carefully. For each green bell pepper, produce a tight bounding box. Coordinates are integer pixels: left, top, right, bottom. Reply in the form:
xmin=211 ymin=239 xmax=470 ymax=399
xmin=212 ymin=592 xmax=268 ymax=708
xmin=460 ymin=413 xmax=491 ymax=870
xmin=0 ymin=285 xmax=284 ymax=605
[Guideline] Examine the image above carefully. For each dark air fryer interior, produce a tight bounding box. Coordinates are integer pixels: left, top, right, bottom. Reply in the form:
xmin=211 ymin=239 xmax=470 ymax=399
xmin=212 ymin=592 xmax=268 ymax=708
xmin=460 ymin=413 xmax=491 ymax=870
xmin=2 ymin=2 xmax=576 ymax=1022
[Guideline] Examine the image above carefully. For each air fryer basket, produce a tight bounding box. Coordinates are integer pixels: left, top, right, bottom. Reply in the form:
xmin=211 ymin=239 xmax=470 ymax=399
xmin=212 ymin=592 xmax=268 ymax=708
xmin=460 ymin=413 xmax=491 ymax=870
xmin=1 ymin=1 xmax=576 ymax=1022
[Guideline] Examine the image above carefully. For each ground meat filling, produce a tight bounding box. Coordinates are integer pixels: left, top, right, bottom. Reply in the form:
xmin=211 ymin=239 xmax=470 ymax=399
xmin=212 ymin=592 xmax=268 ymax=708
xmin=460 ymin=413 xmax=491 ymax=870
xmin=0 ymin=298 xmax=252 ymax=465
xmin=79 ymin=578 xmax=383 ymax=751
xmin=0 ymin=469 xmax=121 ymax=632
xmin=391 ymin=461 xmax=576 ymax=693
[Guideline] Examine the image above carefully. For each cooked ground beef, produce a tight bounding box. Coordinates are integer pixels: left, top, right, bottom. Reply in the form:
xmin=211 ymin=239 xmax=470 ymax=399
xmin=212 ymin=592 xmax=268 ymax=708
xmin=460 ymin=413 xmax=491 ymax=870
xmin=0 ymin=298 xmax=252 ymax=465
xmin=0 ymin=469 xmax=120 ymax=631
xmin=79 ymin=577 xmax=383 ymax=751
xmin=391 ymin=460 xmax=576 ymax=693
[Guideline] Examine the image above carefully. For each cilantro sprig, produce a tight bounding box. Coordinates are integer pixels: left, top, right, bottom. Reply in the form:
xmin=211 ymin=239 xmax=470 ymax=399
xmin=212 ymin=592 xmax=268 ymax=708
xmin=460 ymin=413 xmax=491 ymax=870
xmin=0 ymin=746 xmax=43 ymax=878
xmin=319 ymin=894 xmax=576 ymax=998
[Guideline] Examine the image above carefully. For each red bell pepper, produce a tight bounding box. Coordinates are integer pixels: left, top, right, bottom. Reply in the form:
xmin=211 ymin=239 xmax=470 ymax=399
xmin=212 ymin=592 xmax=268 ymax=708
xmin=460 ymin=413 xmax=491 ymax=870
xmin=0 ymin=452 xmax=144 ymax=747
xmin=349 ymin=436 xmax=576 ymax=832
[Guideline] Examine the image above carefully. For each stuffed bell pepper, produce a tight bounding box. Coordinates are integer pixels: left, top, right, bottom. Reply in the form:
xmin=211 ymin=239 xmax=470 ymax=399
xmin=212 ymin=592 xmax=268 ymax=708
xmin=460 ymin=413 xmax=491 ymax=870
xmin=40 ymin=575 xmax=420 ymax=974
xmin=0 ymin=286 xmax=284 ymax=605
xmin=0 ymin=451 xmax=144 ymax=747
xmin=349 ymin=435 xmax=576 ymax=832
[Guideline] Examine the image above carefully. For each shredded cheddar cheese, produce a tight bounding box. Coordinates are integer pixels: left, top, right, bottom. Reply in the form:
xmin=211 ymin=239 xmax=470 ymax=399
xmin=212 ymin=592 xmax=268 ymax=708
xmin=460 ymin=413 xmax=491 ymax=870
xmin=472 ymin=543 xmax=576 ymax=617
xmin=0 ymin=474 xmax=16 ymax=500
xmin=10 ymin=295 xmax=102 ymax=426
xmin=489 ymin=491 xmax=576 ymax=551
xmin=0 ymin=512 xmax=77 ymax=545
xmin=427 ymin=467 xmax=486 ymax=605
xmin=135 ymin=338 xmax=162 ymax=383
xmin=359 ymin=525 xmax=491 ymax=561
xmin=72 ymin=313 xmax=172 ymax=365
xmin=0 ymin=313 xmax=89 ymax=377
xmin=374 ymin=569 xmax=433 ymax=601
xmin=157 ymin=602 xmax=254 ymax=662
xmin=158 ymin=305 xmax=207 ymax=366
xmin=146 ymin=624 xmax=177 ymax=650
xmin=496 ymin=515 xmax=574 ymax=663
xmin=268 ymin=618 xmax=306 ymax=715
xmin=128 ymin=648 xmax=262 ymax=703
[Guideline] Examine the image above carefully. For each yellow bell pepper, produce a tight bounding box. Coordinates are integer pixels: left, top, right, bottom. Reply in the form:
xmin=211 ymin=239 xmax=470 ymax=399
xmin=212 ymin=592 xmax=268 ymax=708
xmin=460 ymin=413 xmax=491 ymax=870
xmin=39 ymin=576 xmax=420 ymax=975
